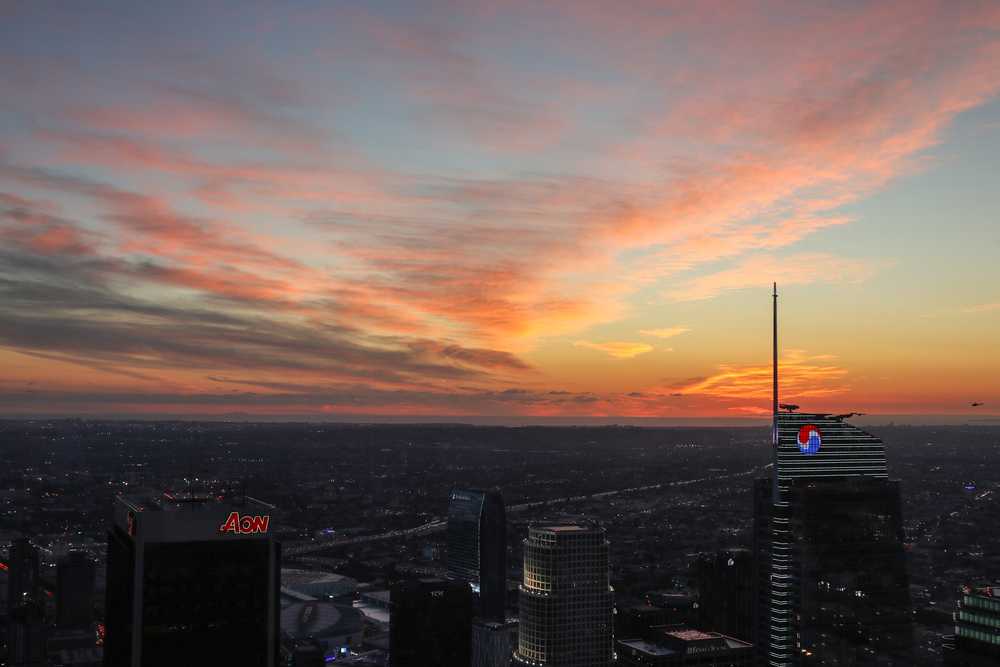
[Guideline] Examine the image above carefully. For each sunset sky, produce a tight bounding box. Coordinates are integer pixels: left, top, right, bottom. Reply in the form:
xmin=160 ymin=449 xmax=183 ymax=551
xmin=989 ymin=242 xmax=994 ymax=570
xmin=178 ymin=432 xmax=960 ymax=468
xmin=1 ymin=1 xmax=999 ymax=420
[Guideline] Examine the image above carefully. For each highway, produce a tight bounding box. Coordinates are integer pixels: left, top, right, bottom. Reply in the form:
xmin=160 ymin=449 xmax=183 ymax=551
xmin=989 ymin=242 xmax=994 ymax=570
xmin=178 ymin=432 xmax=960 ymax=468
xmin=284 ymin=465 xmax=763 ymax=556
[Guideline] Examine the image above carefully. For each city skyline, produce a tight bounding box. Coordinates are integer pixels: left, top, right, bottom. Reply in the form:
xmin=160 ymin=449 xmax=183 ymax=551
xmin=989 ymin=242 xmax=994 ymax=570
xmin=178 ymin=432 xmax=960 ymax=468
xmin=2 ymin=2 xmax=999 ymax=420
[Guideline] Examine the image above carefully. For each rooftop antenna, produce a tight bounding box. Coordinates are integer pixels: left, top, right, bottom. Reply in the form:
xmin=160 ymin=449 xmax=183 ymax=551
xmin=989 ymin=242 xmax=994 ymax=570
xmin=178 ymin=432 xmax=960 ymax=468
xmin=772 ymin=282 xmax=780 ymax=503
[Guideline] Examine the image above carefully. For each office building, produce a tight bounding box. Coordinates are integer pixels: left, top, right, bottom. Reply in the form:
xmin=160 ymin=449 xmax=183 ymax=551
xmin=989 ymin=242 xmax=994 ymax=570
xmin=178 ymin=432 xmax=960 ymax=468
xmin=513 ymin=524 xmax=614 ymax=667
xmin=755 ymin=288 xmax=913 ymax=666
xmin=943 ymin=584 xmax=1000 ymax=666
xmin=471 ymin=618 xmax=518 ymax=667
xmin=618 ymin=606 xmax=670 ymax=640
xmin=447 ymin=488 xmax=507 ymax=621
xmin=753 ymin=413 xmax=914 ymax=666
xmin=7 ymin=539 xmax=45 ymax=667
xmin=8 ymin=600 xmax=47 ymax=667
xmin=691 ymin=549 xmax=753 ymax=642
xmin=617 ymin=626 xmax=752 ymax=666
xmin=6 ymin=538 xmax=40 ymax=611
xmin=56 ymin=551 xmax=96 ymax=628
xmin=644 ymin=591 xmax=698 ymax=627
xmin=103 ymin=491 xmax=280 ymax=667
xmin=389 ymin=577 xmax=473 ymax=667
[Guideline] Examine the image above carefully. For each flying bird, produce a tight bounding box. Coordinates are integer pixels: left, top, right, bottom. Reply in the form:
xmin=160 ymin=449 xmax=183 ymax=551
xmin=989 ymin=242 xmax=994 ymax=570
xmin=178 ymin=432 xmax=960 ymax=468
xmin=779 ymin=403 xmax=799 ymax=412
xmin=833 ymin=412 xmax=866 ymax=420
xmin=971 ymin=402 xmax=984 ymax=407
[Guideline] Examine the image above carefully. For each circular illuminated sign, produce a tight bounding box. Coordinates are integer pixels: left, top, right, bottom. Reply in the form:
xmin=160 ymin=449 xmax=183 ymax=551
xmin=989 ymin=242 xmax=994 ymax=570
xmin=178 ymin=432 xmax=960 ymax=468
xmin=797 ymin=424 xmax=822 ymax=455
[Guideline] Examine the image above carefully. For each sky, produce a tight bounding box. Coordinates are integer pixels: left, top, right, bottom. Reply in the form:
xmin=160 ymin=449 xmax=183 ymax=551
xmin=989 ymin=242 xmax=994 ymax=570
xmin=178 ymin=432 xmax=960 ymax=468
xmin=1 ymin=1 xmax=999 ymax=421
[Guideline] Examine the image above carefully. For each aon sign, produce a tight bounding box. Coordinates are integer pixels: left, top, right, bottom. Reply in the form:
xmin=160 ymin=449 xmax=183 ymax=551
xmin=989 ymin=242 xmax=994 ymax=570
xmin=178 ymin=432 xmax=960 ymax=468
xmin=219 ymin=512 xmax=270 ymax=534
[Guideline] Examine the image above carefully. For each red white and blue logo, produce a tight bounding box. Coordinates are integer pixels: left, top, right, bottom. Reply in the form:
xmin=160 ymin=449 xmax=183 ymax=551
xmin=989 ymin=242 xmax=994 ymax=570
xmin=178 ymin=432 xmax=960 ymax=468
xmin=797 ymin=424 xmax=822 ymax=455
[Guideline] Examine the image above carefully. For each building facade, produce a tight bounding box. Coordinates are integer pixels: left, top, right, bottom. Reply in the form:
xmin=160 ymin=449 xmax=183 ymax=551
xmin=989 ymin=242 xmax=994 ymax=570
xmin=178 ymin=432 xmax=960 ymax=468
xmin=6 ymin=539 xmax=46 ymax=667
xmin=103 ymin=491 xmax=280 ymax=667
xmin=513 ymin=524 xmax=614 ymax=667
xmin=471 ymin=618 xmax=518 ymax=667
xmin=691 ymin=549 xmax=753 ymax=642
xmin=56 ymin=551 xmax=96 ymax=628
xmin=617 ymin=626 xmax=753 ymax=666
xmin=446 ymin=488 xmax=507 ymax=622
xmin=943 ymin=584 xmax=1000 ymax=666
xmin=754 ymin=413 xmax=913 ymax=666
xmin=389 ymin=577 xmax=473 ymax=667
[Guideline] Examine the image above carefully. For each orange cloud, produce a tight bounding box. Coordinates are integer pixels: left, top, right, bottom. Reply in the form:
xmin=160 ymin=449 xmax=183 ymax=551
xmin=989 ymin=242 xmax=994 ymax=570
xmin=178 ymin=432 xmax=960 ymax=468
xmin=2 ymin=1 xmax=999 ymax=416
xmin=965 ymin=303 xmax=1000 ymax=313
xmin=573 ymin=340 xmax=654 ymax=359
xmin=665 ymin=253 xmax=880 ymax=302
xmin=639 ymin=326 xmax=690 ymax=339
xmin=671 ymin=350 xmax=849 ymax=404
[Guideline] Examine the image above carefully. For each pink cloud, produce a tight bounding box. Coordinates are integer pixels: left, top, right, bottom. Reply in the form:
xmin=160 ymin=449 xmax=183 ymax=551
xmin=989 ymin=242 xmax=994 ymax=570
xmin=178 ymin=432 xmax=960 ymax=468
xmin=1 ymin=1 xmax=998 ymax=415
xmin=665 ymin=253 xmax=881 ymax=302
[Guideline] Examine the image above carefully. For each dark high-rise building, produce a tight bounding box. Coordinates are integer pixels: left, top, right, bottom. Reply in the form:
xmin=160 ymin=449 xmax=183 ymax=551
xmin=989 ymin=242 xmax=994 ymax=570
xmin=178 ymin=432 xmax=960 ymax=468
xmin=943 ymin=584 xmax=1000 ymax=666
xmin=389 ymin=577 xmax=473 ymax=667
xmin=471 ymin=618 xmax=518 ymax=667
xmin=56 ymin=551 xmax=96 ymax=628
xmin=103 ymin=491 xmax=280 ymax=667
xmin=644 ymin=591 xmax=698 ymax=627
xmin=753 ymin=413 xmax=913 ymax=666
xmin=691 ymin=549 xmax=753 ymax=642
xmin=447 ymin=488 xmax=507 ymax=622
xmin=6 ymin=538 xmax=40 ymax=612
xmin=618 ymin=606 xmax=670 ymax=640
xmin=8 ymin=600 xmax=47 ymax=667
xmin=617 ymin=626 xmax=753 ymax=666
xmin=513 ymin=524 xmax=614 ymax=667
xmin=6 ymin=539 xmax=45 ymax=667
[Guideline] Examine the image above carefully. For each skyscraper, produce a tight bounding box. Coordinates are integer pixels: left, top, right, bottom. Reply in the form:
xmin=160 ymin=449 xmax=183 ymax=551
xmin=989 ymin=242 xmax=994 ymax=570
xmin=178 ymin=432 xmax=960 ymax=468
xmin=6 ymin=538 xmax=40 ymax=612
xmin=6 ymin=539 xmax=45 ymax=667
xmin=943 ymin=584 xmax=1000 ymax=666
xmin=446 ymin=488 xmax=507 ymax=622
xmin=691 ymin=548 xmax=753 ymax=642
xmin=56 ymin=551 xmax=96 ymax=628
xmin=513 ymin=524 xmax=614 ymax=667
xmin=754 ymin=286 xmax=913 ymax=666
xmin=389 ymin=577 xmax=473 ymax=667
xmin=471 ymin=618 xmax=518 ymax=667
xmin=103 ymin=491 xmax=280 ymax=667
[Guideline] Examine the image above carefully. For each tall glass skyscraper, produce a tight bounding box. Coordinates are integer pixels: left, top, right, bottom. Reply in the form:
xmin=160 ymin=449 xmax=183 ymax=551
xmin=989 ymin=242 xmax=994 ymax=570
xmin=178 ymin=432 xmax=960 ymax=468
xmin=753 ymin=413 xmax=913 ymax=666
xmin=103 ymin=491 xmax=280 ymax=667
xmin=513 ymin=524 xmax=614 ymax=667
xmin=446 ymin=488 xmax=507 ymax=622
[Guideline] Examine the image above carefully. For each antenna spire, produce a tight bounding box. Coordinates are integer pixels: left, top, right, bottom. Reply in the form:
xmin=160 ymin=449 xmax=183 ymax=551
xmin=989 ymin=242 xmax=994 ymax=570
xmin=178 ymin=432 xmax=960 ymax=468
xmin=772 ymin=282 xmax=780 ymax=503
xmin=773 ymin=282 xmax=778 ymax=418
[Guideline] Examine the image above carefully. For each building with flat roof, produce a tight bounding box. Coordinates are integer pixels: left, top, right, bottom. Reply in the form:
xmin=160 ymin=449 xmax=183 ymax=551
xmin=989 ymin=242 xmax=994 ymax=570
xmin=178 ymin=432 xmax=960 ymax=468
xmin=617 ymin=626 xmax=752 ymax=666
xmin=389 ymin=577 xmax=473 ymax=667
xmin=281 ymin=568 xmax=357 ymax=599
xmin=471 ymin=618 xmax=518 ymax=667
xmin=513 ymin=524 xmax=614 ymax=667
xmin=6 ymin=538 xmax=45 ymax=667
xmin=691 ymin=549 xmax=752 ymax=642
xmin=103 ymin=490 xmax=280 ymax=667
xmin=280 ymin=600 xmax=364 ymax=660
xmin=56 ymin=551 xmax=96 ymax=628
